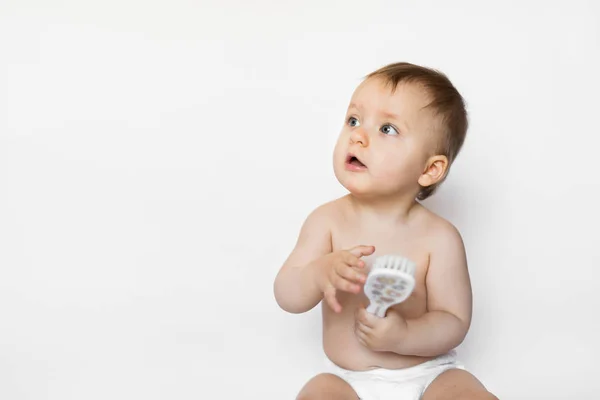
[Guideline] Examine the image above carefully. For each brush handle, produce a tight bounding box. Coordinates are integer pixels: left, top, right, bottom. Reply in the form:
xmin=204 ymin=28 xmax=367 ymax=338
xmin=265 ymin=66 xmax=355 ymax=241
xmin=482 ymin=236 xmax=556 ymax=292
xmin=366 ymin=302 xmax=387 ymax=318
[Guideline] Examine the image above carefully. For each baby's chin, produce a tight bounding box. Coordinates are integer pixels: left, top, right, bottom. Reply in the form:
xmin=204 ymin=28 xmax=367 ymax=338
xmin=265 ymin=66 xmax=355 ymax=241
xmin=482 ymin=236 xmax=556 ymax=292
xmin=333 ymin=169 xmax=417 ymax=199
xmin=333 ymin=173 xmax=374 ymax=196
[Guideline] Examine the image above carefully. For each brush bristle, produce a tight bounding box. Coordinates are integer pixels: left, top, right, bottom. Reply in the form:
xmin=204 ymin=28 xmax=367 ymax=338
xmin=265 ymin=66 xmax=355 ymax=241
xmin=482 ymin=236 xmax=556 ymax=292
xmin=372 ymin=255 xmax=416 ymax=276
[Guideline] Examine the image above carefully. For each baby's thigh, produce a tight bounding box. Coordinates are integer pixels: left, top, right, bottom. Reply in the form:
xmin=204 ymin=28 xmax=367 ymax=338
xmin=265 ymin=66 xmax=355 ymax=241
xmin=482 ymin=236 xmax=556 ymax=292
xmin=296 ymin=373 xmax=359 ymax=400
xmin=422 ymin=369 xmax=498 ymax=400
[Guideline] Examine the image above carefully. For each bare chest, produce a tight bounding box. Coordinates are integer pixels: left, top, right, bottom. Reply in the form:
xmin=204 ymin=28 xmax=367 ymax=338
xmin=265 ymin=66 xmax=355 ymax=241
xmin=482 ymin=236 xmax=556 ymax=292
xmin=331 ymin=223 xmax=430 ymax=317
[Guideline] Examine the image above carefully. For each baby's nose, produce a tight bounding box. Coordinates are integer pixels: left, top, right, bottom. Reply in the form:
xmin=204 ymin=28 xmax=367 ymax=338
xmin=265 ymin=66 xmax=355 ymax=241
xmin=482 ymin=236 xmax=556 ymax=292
xmin=350 ymin=127 xmax=369 ymax=146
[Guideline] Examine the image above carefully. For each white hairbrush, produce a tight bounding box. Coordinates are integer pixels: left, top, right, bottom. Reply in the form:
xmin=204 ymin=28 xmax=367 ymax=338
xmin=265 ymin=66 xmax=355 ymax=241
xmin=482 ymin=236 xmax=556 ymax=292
xmin=364 ymin=254 xmax=416 ymax=317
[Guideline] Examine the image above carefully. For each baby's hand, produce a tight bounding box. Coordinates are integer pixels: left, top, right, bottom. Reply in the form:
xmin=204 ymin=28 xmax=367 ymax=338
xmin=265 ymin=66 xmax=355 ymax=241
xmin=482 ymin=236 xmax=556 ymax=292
xmin=354 ymin=306 xmax=408 ymax=353
xmin=315 ymin=245 xmax=375 ymax=313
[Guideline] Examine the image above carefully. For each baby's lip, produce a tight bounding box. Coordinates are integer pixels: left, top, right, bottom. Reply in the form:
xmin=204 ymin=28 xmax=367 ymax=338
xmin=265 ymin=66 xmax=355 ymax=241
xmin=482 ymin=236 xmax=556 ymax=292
xmin=345 ymin=153 xmax=367 ymax=169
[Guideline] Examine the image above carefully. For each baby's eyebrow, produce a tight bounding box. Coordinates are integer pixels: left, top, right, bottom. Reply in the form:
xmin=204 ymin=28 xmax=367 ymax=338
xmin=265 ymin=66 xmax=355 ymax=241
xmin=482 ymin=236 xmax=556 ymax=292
xmin=381 ymin=110 xmax=401 ymax=120
xmin=348 ymin=102 xmax=363 ymax=111
xmin=347 ymin=103 xmax=410 ymax=132
xmin=380 ymin=110 xmax=410 ymax=132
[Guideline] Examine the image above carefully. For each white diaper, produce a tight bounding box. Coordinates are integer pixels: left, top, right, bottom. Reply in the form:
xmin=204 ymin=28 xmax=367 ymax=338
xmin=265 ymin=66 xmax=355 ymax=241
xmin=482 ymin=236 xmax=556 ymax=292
xmin=323 ymin=350 xmax=464 ymax=400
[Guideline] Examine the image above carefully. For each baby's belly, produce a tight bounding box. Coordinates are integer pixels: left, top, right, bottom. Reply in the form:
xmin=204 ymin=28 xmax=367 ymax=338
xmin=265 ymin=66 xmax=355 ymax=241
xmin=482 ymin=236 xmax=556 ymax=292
xmin=322 ymin=291 xmax=434 ymax=370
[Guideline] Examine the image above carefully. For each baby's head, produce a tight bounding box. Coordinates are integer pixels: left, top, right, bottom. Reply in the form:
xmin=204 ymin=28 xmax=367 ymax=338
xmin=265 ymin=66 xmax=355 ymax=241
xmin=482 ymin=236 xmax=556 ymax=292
xmin=333 ymin=62 xmax=468 ymax=201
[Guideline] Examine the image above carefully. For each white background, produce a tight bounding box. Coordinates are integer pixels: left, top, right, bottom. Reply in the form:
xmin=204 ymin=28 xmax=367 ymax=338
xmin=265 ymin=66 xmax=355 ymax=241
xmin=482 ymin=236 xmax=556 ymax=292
xmin=1 ymin=1 xmax=599 ymax=399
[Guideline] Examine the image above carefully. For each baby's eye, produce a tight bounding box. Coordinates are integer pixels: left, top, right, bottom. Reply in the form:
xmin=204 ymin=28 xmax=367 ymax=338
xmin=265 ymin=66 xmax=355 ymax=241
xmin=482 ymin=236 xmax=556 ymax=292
xmin=347 ymin=116 xmax=360 ymax=127
xmin=381 ymin=124 xmax=398 ymax=135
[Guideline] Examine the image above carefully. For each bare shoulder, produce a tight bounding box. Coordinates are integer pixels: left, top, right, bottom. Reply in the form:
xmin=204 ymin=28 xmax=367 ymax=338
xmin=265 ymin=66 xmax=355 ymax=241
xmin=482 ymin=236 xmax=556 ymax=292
xmin=290 ymin=196 xmax=348 ymax=253
xmin=414 ymin=204 xmax=465 ymax=254
xmin=302 ymin=197 xmax=345 ymax=227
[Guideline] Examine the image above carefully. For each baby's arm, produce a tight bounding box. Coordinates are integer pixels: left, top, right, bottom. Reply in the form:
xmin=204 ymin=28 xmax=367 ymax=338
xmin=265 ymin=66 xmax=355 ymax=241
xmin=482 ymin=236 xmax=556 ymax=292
xmin=273 ymin=205 xmax=333 ymax=314
xmin=396 ymin=222 xmax=473 ymax=357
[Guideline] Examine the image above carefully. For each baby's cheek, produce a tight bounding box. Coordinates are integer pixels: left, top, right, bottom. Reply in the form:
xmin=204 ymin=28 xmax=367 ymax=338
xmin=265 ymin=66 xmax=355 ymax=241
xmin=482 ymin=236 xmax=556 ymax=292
xmin=333 ymin=143 xmax=348 ymax=163
xmin=374 ymin=161 xmax=408 ymax=183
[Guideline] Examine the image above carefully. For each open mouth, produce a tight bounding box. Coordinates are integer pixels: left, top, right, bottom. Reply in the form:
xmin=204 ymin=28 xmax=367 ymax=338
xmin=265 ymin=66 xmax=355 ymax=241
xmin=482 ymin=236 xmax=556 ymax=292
xmin=346 ymin=153 xmax=367 ymax=169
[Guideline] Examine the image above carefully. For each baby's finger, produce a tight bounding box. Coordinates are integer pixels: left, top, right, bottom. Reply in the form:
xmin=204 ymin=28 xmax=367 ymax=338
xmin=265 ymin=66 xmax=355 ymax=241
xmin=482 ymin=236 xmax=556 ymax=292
xmin=354 ymin=327 xmax=370 ymax=347
xmin=355 ymin=321 xmax=371 ymax=335
xmin=324 ymin=285 xmax=342 ymax=313
xmin=336 ymin=263 xmax=366 ymax=284
xmin=348 ymin=245 xmax=376 ymax=258
xmin=355 ymin=306 xmax=376 ymax=328
xmin=342 ymin=252 xmax=366 ymax=269
xmin=332 ymin=274 xmax=361 ymax=294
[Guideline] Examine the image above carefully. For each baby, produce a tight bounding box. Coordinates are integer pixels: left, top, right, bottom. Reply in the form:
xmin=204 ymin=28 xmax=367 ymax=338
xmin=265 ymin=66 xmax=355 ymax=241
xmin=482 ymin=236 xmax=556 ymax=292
xmin=274 ymin=62 xmax=498 ymax=400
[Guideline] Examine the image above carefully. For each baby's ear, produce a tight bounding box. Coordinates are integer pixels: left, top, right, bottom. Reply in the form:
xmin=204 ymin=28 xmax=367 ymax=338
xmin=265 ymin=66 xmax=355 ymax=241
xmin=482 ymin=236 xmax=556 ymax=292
xmin=418 ymin=155 xmax=448 ymax=187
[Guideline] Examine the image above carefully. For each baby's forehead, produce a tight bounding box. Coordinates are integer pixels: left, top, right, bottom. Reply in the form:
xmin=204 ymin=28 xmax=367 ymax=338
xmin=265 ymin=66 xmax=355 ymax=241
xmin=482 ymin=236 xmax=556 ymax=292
xmin=349 ymin=78 xmax=433 ymax=117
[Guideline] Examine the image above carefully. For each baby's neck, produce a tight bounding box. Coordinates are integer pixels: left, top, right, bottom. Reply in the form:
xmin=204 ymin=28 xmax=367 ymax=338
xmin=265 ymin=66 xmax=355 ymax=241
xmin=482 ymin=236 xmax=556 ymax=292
xmin=346 ymin=192 xmax=419 ymax=225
